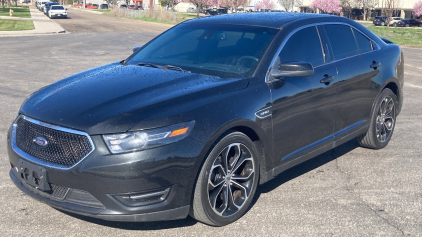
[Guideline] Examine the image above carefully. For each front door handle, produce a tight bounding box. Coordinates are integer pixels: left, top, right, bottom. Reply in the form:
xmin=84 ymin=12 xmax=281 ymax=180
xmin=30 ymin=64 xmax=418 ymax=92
xmin=320 ymin=75 xmax=335 ymax=84
xmin=370 ymin=61 xmax=381 ymax=69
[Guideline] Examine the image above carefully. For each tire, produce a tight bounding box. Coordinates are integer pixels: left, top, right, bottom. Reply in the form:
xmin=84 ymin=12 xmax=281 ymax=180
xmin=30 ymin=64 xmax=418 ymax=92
xmin=381 ymin=22 xmax=385 ymax=26
xmin=357 ymin=88 xmax=397 ymax=149
xmin=392 ymin=23 xmax=397 ymax=27
xmin=190 ymin=132 xmax=259 ymax=226
xmin=406 ymin=24 xmax=409 ymax=27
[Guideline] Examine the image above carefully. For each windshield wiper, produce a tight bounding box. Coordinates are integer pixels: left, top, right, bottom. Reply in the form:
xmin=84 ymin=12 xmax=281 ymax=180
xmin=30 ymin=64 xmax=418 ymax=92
xmin=137 ymin=62 xmax=162 ymax=69
xmin=163 ymin=65 xmax=190 ymax=73
xmin=137 ymin=62 xmax=190 ymax=73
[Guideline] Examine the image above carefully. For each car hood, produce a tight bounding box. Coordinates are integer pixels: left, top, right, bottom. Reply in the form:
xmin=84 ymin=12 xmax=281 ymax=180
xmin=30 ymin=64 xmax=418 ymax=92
xmin=20 ymin=62 xmax=249 ymax=134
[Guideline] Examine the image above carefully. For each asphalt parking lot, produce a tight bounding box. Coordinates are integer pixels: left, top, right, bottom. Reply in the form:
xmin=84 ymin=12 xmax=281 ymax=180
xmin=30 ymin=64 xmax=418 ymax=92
xmin=0 ymin=11 xmax=421 ymax=236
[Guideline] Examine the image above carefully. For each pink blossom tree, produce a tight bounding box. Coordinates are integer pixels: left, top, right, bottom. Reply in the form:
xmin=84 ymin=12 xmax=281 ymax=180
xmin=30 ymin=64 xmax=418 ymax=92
xmin=310 ymin=0 xmax=342 ymax=14
xmin=205 ymin=0 xmax=248 ymax=12
xmin=255 ymin=0 xmax=275 ymax=10
xmin=413 ymin=1 xmax=422 ymax=17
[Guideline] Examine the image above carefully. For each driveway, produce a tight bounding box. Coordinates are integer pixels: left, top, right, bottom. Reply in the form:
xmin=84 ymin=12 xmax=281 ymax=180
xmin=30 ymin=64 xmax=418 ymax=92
xmin=0 ymin=11 xmax=421 ymax=236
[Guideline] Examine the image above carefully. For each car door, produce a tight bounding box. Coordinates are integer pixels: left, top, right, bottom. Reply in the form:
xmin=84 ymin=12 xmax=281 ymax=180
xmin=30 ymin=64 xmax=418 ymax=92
xmin=269 ymin=25 xmax=337 ymax=167
xmin=322 ymin=24 xmax=383 ymax=139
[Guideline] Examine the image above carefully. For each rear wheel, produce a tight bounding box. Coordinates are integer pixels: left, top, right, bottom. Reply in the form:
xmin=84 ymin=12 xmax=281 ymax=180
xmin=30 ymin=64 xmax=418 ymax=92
xmin=392 ymin=23 xmax=397 ymax=27
xmin=357 ymin=88 xmax=397 ymax=149
xmin=191 ymin=132 xmax=259 ymax=226
xmin=381 ymin=22 xmax=385 ymax=26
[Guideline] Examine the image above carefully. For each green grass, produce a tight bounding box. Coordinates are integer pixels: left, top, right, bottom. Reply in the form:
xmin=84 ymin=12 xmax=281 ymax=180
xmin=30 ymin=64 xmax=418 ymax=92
xmin=93 ymin=9 xmax=110 ymax=12
xmin=366 ymin=25 xmax=422 ymax=48
xmin=0 ymin=6 xmax=31 ymax=18
xmin=133 ymin=16 xmax=177 ymax=24
xmin=0 ymin=20 xmax=34 ymax=31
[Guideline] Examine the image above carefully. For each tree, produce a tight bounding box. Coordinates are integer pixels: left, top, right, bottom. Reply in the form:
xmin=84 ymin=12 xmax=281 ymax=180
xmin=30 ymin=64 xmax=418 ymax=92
xmin=205 ymin=0 xmax=248 ymax=12
xmin=278 ymin=0 xmax=295 ymax=12
xmin=384 ymin=0 xmax=400 ymax=25
xmin=310 ymin=0 xmax=341 ymax=14
xmin=340 ymin=0 xmax=353 ymax=18
xmin=354 ymin=0 xmax=378 ymax=20
xmin=254 ymin=0 xmax=275 ymax=10
xmin=413 ymin=1 xmax=422 ymax=17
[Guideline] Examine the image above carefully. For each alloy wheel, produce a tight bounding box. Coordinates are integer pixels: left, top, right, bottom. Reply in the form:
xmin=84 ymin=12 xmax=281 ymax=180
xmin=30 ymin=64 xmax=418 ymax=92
xmin=376 ymin=96 xmax=395 ymax=143
xmin=207 ymin=143 xmax=255 ymax=217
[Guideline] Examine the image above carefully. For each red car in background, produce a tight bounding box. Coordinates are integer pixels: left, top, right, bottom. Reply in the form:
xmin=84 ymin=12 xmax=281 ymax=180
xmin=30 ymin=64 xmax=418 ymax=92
xmin=86 ymin=3 xmax=99 ymax=9
xmin=128 ymin=5 xmax=135 ymax=9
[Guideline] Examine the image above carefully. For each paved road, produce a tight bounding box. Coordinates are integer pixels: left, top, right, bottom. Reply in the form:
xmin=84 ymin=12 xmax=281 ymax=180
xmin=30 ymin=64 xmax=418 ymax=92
xmin=0 ymin=11 xmax=421 ymax=237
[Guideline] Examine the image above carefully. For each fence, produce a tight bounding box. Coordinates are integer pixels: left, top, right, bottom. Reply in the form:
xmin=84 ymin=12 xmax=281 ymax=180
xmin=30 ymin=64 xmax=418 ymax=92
xmin=111 ymin=8 xmax=177 ymax=22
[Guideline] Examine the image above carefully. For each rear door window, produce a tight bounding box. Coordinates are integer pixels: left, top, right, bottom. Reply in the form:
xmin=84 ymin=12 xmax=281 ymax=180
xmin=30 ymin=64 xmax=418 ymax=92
xmin=352 ymin=29 xmax=373 ymax=54
xmin=324 ymin=24 xmax=358 ymax=60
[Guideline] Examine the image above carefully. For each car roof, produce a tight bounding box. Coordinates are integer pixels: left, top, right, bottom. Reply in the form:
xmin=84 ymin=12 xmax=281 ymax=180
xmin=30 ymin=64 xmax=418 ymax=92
xmin=184 ymin=13 xmax=339 ymax=29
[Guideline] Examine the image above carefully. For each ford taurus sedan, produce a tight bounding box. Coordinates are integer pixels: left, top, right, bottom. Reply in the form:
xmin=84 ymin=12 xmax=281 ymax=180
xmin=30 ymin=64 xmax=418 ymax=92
xmin=7 ymin=13 xmax=404 ymax=226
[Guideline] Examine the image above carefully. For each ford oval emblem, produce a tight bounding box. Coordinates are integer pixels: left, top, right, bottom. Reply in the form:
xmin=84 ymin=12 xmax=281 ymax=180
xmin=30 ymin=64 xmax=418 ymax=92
xmin=33 ymin=136 xmax=48 ymax=147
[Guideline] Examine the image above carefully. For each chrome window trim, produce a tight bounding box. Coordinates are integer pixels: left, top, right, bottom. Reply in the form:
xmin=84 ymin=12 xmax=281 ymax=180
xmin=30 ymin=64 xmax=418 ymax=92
xmin=265 ymin=22 xmax=381 ymax=83
xmin=11 ymin=115 xmax=95 ymax=170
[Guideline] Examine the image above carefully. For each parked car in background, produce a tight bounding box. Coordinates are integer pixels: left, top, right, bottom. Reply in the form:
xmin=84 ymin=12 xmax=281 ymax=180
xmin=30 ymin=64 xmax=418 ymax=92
xmin=119 ymin=4 xmax=128 ymax=8
xmin=397 ymin=19 xmax=422 ymax=27
xmin=134 ymin=5 xmax=143 ymax=10
xmin=389 ymin=17 xmax=404 ymax=26
xmin=373 ymin=16 xmax=389 ymax=26
xmin=205 ymin=8 xmax=228 ymax=15
xmin=76 ymin=2 xmax=84 ymax=8
xmin=43 ymin=2 xmax=59 ymax=15
xmin=99 ymin=3 xmax=108 ymax=9
xmin=39 ymin=1 xmax=51 ymax=11
xmin=86 ymin=4 xmax=99 ymax=9
xmin=186 ymin=7 xmax=196 ymax=12
xmin=8 ymin=13 xmax=404 ymax=227
xmin=128 ymin=5 xmax=135 ymax=9
xmin=48 ymin=5 xmax=67 ymax=18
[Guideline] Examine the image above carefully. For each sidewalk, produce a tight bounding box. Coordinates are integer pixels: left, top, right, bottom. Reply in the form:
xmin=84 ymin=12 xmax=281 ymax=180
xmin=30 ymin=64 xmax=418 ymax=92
xmin=0 ymin=5 xmax=66 ymax=37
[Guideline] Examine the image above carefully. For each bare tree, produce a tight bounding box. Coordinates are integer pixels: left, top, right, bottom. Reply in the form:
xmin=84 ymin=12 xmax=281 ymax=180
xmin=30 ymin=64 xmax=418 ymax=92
xmin=384 ymin=0 xmax=401 ymax=25
xmin=354 ymin=0 xmax=377 ymax=20
xmin=278 ymin=0 xmax=302 ymax=12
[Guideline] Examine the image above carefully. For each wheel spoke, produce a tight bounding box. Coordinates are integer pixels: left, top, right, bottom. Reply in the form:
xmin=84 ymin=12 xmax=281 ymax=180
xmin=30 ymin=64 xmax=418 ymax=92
xmin=231 ymin=180 xmax=249 ymax=199
xmin=209 ymin=183 xmax=225 ymax=210
xmin=383 ymin=121 xmax=393 ymax=132
xmin=227 ymin=185 xmax=241 ymax=211
xmin=229 ymin=144 xmax=242 ymax=171
xmin=232 ymin=170 xmax=254 ymax=181
xmin=232 ymin=156 xmax=253 ymax=174
xmin=220 ymin=147 xmax=230 ymax=174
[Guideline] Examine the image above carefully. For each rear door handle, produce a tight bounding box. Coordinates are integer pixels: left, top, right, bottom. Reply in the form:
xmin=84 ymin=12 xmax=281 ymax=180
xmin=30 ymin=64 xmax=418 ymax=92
xmin=370 ymin=61 xmax=381 ymax=68
xmin=320 ymin=75 xmax=335 ymax=84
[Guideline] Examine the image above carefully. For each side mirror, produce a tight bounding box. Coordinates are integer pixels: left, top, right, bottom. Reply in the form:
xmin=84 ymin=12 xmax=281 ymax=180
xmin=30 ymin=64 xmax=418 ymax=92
xmin=271 ymin=61 xmax=314 ymax=79
xmin=133 ymin=46 xmax=142 ymax=53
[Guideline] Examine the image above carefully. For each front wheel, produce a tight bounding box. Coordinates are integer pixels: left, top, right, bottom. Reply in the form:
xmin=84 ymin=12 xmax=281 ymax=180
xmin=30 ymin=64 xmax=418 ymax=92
xmin=190 ymin=132 xmax=259 ymax=226
xmin=357 ymin=88 xmax=397 ymax=149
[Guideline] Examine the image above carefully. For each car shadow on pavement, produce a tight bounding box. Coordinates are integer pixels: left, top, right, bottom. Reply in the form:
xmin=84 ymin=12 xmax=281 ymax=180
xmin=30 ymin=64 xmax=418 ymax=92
xmin=57 ymin=209 xmax=199 ymax=230
xmin=250 ymin=139 xmax=360 ymax=206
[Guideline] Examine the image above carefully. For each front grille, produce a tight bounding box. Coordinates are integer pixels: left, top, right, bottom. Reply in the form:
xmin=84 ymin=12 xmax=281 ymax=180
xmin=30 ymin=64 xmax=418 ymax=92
xmin=15 ymin=116 xmax=93 ymax=167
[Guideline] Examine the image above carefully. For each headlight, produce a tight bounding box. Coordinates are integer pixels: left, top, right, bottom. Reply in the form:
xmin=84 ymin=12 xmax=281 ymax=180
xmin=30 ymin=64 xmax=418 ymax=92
xmin=103 ymin=121 xmax=194 ymax=154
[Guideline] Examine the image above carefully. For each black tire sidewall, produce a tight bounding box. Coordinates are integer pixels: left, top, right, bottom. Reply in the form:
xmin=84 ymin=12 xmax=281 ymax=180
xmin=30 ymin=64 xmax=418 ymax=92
xmin=369 ymin=89 xmax=397 ymax=148
xmin=196 ymin=132 xmax=259 ymax=226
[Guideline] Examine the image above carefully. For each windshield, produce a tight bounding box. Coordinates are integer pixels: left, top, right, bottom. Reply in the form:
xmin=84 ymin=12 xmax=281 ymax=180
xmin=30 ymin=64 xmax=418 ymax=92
xmin=52 ymin=6 xmax=64 ymax=9
xmin=126 ymin=23 xmax=278 ymax=78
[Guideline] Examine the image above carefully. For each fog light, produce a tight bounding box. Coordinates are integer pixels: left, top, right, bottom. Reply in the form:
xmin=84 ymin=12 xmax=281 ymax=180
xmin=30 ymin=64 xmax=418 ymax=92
xmin=113 ymin=188 xmax=170 ymax=207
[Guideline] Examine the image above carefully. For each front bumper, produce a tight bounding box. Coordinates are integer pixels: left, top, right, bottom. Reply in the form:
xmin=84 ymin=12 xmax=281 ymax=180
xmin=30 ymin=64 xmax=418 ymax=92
xmin=7 ymin=121 xmax=205 ymax=222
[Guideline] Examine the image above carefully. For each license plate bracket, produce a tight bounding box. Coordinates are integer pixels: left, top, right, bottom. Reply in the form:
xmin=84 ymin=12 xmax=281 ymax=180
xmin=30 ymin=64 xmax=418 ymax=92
xmin=18 ymin=160 xmax=50 ymax=191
